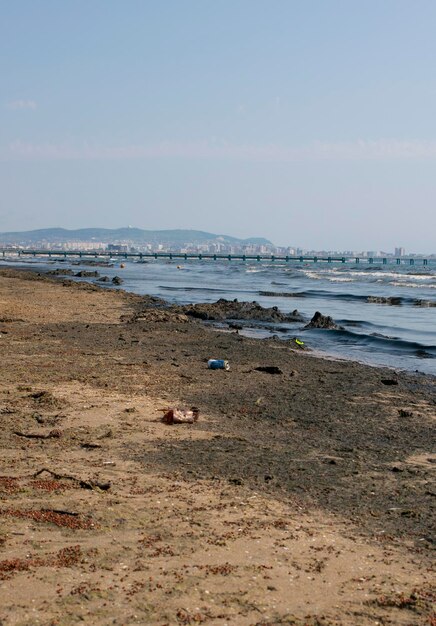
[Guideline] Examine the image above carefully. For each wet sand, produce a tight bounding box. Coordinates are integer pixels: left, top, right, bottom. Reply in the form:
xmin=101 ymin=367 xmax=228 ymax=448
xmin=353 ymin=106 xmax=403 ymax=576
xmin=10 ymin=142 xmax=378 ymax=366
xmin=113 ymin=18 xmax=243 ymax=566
xmin=0 ymin=268 xmax=434 ymax=625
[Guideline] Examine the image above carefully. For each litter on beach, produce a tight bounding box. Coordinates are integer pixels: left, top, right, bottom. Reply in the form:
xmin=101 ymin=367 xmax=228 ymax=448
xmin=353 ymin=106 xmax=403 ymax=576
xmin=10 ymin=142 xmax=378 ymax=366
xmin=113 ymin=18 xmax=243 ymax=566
xmin=290 ymin=337 xmax=305 ymax=349
xmin=161 ymin=407 xmax=199 ymax=424
xmin=207 ymin=359 xmax=230 ymax=370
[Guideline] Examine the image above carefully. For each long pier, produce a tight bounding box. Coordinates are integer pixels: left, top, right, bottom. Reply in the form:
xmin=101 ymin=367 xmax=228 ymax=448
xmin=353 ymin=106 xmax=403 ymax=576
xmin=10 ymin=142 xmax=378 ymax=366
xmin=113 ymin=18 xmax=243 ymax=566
xmin=0 ymin=248 xmax=433 ymax=266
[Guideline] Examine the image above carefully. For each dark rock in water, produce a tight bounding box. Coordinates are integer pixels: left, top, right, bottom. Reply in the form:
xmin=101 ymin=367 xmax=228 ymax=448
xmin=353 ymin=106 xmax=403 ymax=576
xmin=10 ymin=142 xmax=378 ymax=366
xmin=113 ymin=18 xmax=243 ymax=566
xmin=112 ymin=276 xmax=124 ymax=285
xmin=259 ymin=290 xmax=302 ymax=298
xmin=177 ymin=298 xmax=302 ymax=323
xmin=46 ymin=269 xmax=74 ymax=276
xmin=304 ymin=311 xmax=340 ymax=330
xmin=97 ymin=276 xmax=110 ymax=282
xmin=75 ymin=270 xmax=100 ymax=278
xmin=367 ymin=296 xmax=402 ymax=305
xmin=254 ymin=366 xmax=283 ymax=375
xmin=414 ymin=299 xmax=436 ymax=307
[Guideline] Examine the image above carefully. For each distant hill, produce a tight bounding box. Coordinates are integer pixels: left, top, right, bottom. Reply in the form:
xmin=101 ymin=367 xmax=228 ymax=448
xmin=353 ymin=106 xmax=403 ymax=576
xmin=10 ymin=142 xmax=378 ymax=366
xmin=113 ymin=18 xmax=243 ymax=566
xmin=0 ymin=227 xmax=273 ymax=246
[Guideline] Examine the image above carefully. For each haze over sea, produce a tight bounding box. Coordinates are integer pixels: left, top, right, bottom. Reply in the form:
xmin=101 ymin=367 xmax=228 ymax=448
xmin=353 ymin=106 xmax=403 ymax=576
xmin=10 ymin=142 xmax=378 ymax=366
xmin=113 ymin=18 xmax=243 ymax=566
xmin=4 ymin=256 xmax=436 ymax=376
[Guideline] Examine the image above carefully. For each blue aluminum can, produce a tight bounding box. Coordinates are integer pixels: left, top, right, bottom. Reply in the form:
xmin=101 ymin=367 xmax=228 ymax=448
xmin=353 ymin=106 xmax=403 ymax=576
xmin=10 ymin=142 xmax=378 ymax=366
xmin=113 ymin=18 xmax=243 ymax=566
xmin=207 ymin=359 xmax=230 ymax=370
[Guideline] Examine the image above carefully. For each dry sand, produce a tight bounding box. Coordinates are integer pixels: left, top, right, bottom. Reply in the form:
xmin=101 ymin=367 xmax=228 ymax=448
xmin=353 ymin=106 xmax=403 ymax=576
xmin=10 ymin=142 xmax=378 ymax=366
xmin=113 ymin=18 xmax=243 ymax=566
xmin=0 ymin=268 xmax=434 ymax=626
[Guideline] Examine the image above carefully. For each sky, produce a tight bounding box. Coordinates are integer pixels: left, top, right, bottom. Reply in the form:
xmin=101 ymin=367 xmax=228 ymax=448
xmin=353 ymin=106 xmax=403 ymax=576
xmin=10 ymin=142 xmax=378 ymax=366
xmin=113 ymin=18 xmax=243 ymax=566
xmin=1 ymin=1 xmax=436 ymax=253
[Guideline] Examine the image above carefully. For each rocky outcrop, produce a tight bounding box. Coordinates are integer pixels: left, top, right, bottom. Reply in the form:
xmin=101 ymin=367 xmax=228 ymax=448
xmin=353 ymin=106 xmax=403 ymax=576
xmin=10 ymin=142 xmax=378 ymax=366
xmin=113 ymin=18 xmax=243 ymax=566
xmin=75 ymin=270 xmax=100 ymax=278
xmin=304 ymin=311 xmax=340 ymax=330
xmin=177 ymin=299 xmax=304 ymax=323
xmin=46 ymin=269 xmax=74 ymax=276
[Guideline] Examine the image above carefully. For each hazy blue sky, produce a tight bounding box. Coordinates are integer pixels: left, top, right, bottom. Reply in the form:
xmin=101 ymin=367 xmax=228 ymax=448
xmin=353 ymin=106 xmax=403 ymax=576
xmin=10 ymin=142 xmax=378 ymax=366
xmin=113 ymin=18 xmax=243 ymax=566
xmin=1 ymin=1 xmax=436 ymax=252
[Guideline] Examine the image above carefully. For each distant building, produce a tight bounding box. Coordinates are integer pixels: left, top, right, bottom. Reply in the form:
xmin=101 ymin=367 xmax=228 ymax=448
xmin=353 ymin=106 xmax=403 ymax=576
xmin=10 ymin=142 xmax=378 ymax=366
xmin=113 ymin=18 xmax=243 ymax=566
xmin=395 ymin=247 xmax=405 ymax=257
xmin=108 ymin=244 xmax=129 ymax=252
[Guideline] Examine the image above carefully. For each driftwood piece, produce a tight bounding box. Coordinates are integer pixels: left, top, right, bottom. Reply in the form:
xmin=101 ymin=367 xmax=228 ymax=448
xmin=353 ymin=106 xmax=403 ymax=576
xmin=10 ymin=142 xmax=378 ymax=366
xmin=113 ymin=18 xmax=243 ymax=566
xmin=33 ymin=468 xmax=110 ymax=491
xmin=41 ymin=508 xmax=79 ymax=517
xmin=14 ymin=430 xmax=62 ymax=439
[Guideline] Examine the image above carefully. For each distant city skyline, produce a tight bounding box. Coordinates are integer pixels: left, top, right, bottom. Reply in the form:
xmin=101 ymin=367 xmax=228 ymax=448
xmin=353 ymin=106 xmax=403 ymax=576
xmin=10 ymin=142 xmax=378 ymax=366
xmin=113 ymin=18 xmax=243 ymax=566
xmin=0 ymin=226 xmax=433 ymax=257
xmin=2 ymin=2 xmax=436 ymax=251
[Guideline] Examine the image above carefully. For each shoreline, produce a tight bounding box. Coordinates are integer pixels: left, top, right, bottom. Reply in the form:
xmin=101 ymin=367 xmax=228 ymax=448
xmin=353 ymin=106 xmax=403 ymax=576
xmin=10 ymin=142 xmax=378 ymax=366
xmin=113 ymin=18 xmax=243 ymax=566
xmin=2 ymin=258 xmax=436 ymax=378
xmin=0 ymin=268 xmax=435 ymax=625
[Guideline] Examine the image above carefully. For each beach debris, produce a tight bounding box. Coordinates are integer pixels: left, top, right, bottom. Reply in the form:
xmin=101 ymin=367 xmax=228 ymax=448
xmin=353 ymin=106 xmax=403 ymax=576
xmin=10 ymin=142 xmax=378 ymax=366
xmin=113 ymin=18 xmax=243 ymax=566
xmin=304 ymin=311 xmax=340 ymax=330
xmin=207 ymin=359 xmax=230 ymax=370
xmin=228 ymin=477 xmax=242 ymax=485
xmin=381 ymin=378 xmax=399 ymax=386
xmin=0 ymin=508 xmax=95 ymax=530
xmin=162 ymin=407 xmax=199 ymax=425
xmin=254 ymin=366 xmax=283 ymax=375
xmin=290 ymin=337 xmax=306 ymax=349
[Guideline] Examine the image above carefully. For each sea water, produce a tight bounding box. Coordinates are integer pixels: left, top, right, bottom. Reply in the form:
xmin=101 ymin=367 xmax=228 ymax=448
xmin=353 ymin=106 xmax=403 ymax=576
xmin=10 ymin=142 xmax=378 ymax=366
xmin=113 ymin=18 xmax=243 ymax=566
xmin=3 ymin=257 xmax=435 ymax=375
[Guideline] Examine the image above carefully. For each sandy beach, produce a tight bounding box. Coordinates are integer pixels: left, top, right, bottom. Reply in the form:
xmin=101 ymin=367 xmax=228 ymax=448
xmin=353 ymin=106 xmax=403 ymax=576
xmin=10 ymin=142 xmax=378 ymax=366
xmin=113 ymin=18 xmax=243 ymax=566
xmin=0 ymin=268 xmax=434 ymax=626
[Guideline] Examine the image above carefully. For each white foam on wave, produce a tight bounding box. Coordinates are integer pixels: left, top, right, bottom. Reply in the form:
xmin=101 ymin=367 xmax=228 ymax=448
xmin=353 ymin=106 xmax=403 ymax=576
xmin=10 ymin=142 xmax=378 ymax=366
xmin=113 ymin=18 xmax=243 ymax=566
xmin=300 ymin=271 xmax=322 ymax=280
xmin=391 ymin=281 xmax=436 ymax=289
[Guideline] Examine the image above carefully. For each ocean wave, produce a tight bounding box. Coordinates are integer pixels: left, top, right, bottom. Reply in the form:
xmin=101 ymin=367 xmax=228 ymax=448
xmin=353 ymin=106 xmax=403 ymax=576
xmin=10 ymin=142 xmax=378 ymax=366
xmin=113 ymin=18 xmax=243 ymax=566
xmin=259 ymin=289 xmax=436 ymax=307
xmin=159 ymin=285 xmax=230 ymax=293
xmin=309 ymin=327 xmax=436 ymax=359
